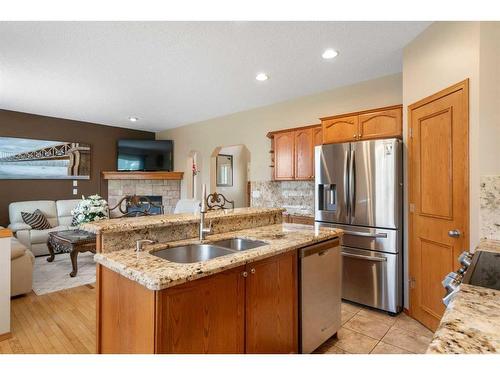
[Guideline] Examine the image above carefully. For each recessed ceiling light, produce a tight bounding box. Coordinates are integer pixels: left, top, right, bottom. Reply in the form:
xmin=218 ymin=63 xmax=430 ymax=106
xmin=255 ymin=73 xmax=269 ymax=81
xmin=322 ymin=49 xmax=339 ymax=60
xmin=129 ymin=116 xmax=139 ymax=122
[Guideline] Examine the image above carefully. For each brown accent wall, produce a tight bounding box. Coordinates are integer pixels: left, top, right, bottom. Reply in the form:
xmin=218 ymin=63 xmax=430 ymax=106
xmin=0 ymin=109 xmax=154 ymax=226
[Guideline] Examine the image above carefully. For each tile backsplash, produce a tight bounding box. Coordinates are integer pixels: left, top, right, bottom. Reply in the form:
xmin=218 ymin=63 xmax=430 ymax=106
xmin=480 ymin=175 xmax=500 ymax=240
xmin=251 ymin=180 xmax=314 ymax=216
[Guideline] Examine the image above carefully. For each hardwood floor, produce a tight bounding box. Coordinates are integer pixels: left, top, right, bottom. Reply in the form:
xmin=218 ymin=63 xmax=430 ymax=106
xmin=0 ymin=284 xmax=96 ymax=354
xmin=1 ymin=285 xmax=432 ymax=354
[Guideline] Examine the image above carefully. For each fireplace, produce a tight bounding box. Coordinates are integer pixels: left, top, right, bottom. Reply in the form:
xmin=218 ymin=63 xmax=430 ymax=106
xmin=126 ymin=195 xmax=163 ymax=216
xmin=107 ymin=179 xmax=181 ymax=217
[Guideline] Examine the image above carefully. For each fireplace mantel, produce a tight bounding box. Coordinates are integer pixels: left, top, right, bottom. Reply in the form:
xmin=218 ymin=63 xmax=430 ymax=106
xmin=102 ymin=171 xmax=184 ymax=180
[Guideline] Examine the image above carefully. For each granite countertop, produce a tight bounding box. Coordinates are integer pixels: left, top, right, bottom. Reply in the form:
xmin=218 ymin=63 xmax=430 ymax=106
xmin=94 ymin=223 xmax=342 ymax=290
xmin=82 ymin=207 xmax=284 ymax=234
xmin=284 ymin=211 xmax=314 ymax=218
xmin=427 ymin=239 xmax=500 ymax=354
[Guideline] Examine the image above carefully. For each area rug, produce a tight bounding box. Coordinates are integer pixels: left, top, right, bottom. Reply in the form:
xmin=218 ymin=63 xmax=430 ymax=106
xmin=33 ymin=252 xmax=96 ymax=295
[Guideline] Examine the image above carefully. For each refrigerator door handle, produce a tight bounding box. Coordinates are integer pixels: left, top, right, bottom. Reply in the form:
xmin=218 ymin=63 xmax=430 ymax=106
xmin=349 ymin=149 xmax=355 ymax=219
xmin=343 ymin=231 xmax=388 ymax=238
xmin=344 ymin=150 xmax=349 ymax=217
xmin=342 ymin=252 xmax=387 ymax=262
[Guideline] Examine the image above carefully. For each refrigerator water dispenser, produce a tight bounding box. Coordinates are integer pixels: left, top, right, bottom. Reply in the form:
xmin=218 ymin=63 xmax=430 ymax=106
xmin=318 ymin=184 xmax=337 ymax=211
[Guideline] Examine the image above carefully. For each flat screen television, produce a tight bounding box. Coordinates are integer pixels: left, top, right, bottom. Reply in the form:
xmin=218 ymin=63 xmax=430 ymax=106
xmin=117 ymin=140 xmax=173 ymax=171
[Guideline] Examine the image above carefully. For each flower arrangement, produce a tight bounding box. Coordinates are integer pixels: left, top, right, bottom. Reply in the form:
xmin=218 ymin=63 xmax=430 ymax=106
xmin=192 ymin=161 xmax=200 ymax=176
xmin=71 ymin=194 xmax=109 ymax=225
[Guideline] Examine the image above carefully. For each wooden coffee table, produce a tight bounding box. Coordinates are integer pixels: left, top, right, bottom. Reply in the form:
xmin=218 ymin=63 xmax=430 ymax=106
xmin=46 ymin=229 xmax=97 ymax=277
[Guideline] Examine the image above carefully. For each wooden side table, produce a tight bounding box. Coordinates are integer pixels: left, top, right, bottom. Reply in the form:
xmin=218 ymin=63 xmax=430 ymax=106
xmin=47 ymin=230 xmax=97 ymax=277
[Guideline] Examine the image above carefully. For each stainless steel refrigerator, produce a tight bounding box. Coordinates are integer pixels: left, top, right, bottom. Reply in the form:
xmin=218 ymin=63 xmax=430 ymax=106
xmin=315 ymin=138 xmax=403 ymax=314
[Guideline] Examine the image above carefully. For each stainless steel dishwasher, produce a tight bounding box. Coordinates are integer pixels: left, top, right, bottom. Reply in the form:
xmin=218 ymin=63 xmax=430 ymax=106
xmin=299 ymin=237 xmax=342 ymax=353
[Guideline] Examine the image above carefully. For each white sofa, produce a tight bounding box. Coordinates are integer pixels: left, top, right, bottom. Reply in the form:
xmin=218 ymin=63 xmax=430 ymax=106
xmin=8 ymin=199 xmax=80 ymax=257
xmin=0 ymin=226 xmax=34 ymax=297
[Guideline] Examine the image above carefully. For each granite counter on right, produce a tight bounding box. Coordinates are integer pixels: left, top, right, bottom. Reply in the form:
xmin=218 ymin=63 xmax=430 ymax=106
xmin=427 ymin=239 xmax=500 ymax=354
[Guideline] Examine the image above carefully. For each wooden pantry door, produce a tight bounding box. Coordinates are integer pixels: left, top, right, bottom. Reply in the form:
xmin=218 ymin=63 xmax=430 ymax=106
xmin=408 ymin=80 xmax=469 ymax=331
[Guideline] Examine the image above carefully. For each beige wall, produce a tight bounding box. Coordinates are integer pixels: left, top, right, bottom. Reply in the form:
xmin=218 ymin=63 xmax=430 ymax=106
xmin=158 ymin=73 xmax=402 ymax=199
xmin=402 ymin=21 xmax=500 ymax=307
xmin=210 ymin=145 xmax=250 ymax=208
xmin=479 ymin=22 xmax=500 ymax=176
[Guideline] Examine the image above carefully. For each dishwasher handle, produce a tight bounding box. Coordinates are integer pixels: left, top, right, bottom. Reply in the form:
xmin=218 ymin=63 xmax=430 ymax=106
xmin=300 ymin=238 xmax=340 ymax=258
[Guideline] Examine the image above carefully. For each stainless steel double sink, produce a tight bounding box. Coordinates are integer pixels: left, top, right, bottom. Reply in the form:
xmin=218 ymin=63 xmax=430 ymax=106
xmin=151 ymin=238 xmax=268 ymax=264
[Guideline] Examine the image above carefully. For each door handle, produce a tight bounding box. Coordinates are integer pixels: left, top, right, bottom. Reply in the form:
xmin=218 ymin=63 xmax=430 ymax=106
xmin=341 ymin=252 xmax=387 ymax=262
xmin=343 ymin=231 xmax=388 ymax=238
xmin=448 ymin=229 xmax=461 ymax=238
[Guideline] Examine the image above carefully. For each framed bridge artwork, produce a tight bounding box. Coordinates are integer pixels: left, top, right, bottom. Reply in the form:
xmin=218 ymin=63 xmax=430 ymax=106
xmin=0 ymin=137 xmax=91 ymax=180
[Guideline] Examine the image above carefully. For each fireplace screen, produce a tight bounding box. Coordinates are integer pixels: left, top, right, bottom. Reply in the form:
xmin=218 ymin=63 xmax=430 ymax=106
xmin=126 ymin=195 xmax=164 ymax=216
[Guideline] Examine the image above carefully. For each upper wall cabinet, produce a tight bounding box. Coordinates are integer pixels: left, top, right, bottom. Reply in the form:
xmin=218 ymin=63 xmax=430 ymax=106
xmin=358 ymin=107 xmax=402 ymax=140
xmin=268 ymin=124 xmax=321 ymax=181
xmin=321 ymin=105 xmax=402 ymax=144
xmin=273 ymin=131 xmax=295 ymax=180
xmin=322 ymin=115 xmax=359 ymax=144
xmin=313 ymin=126 xmax=323 ymax=146
xmin=294 ymin=128 xmax=314 ymax=180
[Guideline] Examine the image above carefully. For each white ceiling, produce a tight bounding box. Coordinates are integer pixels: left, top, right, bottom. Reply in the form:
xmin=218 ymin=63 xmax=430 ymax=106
xmin=0 ymin=21 xmax=430 ymax=132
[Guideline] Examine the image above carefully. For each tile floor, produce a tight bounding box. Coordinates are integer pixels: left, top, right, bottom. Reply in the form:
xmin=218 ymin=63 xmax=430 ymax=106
xmin=314 ymin=301 xmax=434 ymax=354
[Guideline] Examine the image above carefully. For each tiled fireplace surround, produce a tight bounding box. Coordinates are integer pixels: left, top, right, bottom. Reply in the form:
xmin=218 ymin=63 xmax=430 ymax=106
xmin=107 ymin=179 xmax=181 ymax=217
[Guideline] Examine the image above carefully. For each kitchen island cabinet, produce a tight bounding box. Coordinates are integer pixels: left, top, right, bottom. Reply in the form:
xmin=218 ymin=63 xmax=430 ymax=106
xmin=98 ymin=250 xmax=298 ymax=354
xmin=246 ymin=250 xmax=297 ymax=353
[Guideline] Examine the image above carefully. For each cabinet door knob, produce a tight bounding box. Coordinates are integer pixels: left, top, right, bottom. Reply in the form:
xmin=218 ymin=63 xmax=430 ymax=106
xmin=448 ymin=229 xmax=461 ymax=238
xmin=353 ymin=135 xmax=357 ymax=138
xmin=250 ymin=268 xmax=256 ymax=274
xmin=242 ymin=271 xmax=248 ymax=278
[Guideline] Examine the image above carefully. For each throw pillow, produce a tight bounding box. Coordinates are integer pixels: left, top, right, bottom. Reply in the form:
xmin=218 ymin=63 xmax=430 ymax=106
xmin=21 ymin=209 xmax=52 ymax=230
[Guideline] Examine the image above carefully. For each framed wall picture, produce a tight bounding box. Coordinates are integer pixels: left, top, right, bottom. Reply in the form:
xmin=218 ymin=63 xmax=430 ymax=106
xmin=216 ymin=154 xmax=233 ymax=187
xmin=0 ymin=136 xmax=91 ymax=180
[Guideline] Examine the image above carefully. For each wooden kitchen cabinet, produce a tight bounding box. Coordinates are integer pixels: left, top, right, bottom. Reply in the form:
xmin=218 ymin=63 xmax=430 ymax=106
xmin=313 ymin=126 xmax=323 ymax=146
xmin=98 ymin=252 xmax=297 ymax=354
xmin=322 ymin=115 xmax=359 ymax=144
xmin=269 ymin=124 xmax=321 ymax=181
xmin=245 ymin=250 xmax=298 ymax=353
xmin=321 ymin=105 xmax=402 ymax=144
xmin=274 ymin=131 xmax=295 ymax=180
xmin=156 ymin=266 xmax=246 ymax=354
xmin=358 ymin=107 xmax=402 ymax=140
xmin=98 ymin=265 xmax=156 ymax=354
xmin=294 ymin=128 xmax=314 ymax=180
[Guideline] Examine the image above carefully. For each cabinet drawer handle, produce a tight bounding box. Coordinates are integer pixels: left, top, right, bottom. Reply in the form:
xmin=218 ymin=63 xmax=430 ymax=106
xmin=250 ymin=268 xmax=256 ymax=274
xmin=242 ymin=271 xmax=248 ymax=278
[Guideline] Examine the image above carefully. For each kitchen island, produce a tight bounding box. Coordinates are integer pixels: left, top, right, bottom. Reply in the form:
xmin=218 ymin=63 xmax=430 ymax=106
xmin=86 ymin=208 xmax=342 ymax=354
xmin=427 ymin=240 xmax=500 ymax=354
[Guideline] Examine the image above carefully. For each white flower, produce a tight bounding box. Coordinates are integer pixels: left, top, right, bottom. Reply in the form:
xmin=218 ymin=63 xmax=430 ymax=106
xmin=73 ymin=194 xmax=109 ymax=224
